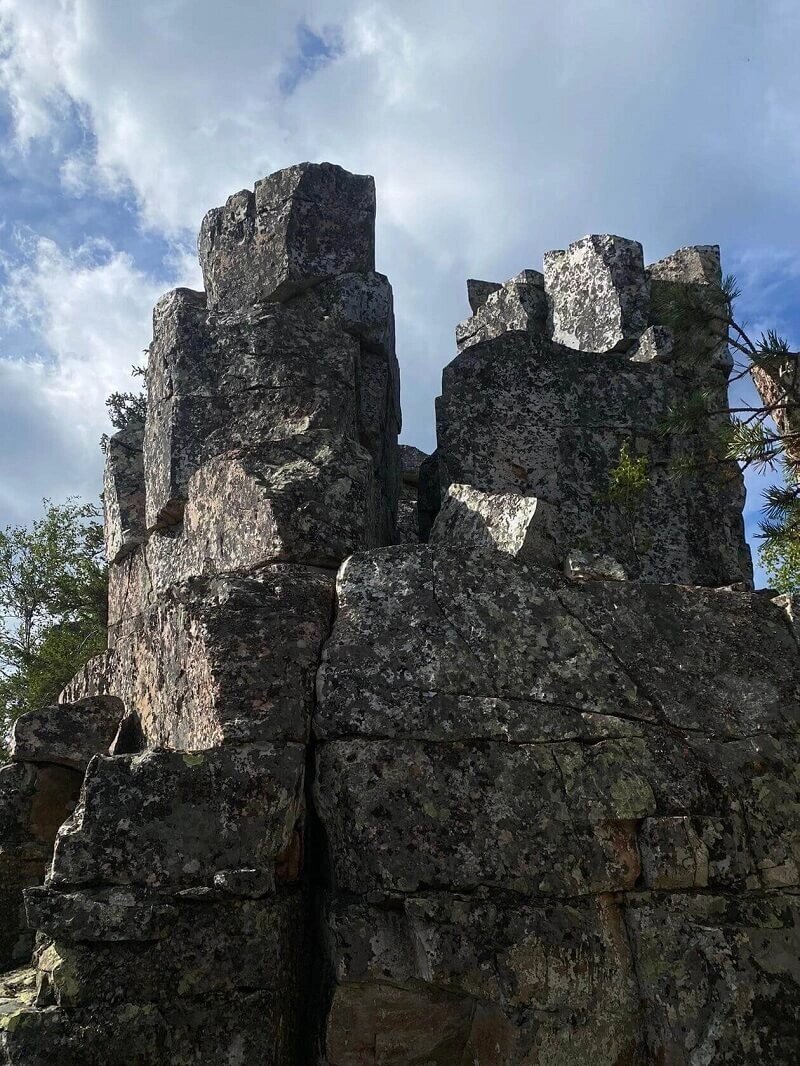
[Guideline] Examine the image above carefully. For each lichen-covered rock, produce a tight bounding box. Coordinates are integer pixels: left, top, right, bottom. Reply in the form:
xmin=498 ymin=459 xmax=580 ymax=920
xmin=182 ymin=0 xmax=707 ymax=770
xmin=58 ymin=653 xmax=115 ymax=705
xmin=466 ymin=278 xmax=502 ymax=314
xmin=11 ymin=698 xmax=125 ymax=771
xmin=0 ymin=990 xmax=299 ymax=1065
xmin=456 ymin=269 xmax=546 ymax=351
xmin=647 ymin=244 xmax=732 ymax=371
xmin=395 ymin=444 xmax=429 ymax=543
xmin=109 ymin=567 xmax=334 ymax=749
xmin=436 ymin=329 xmax=752 ymax=585
xmin=102 ymin=425 xmax=146 ymax=563
xmin=31 ymin=895 xmax=302 ymax=1008
xmin=545 ymin=234 xmax=648 ymax=352
xmin=430 ymin=483 xmax=559 ymax=564
xmin=198 ymin=162 xmax=375 ymax=310
xmin=0 ymin=764 xmax=83 ymax=970
xmin=323 ymin=894 xmax=641 ymax=1064
xmin=49 ymin=745 xmax=305 ymax=890
xmin=564 ymin=549 xmax=627 ymax=581
xmin=144 ymin=297 xmax=361 ymax=529
xmin=183 ymin=434 xmax=381 ymax=570
xmin=285 ymin=270 xmax=395 ymax=357
xmin=313 ymin=543 xmax=800 ymax=1060
xmin=629 ymin=324 xmax=674 ymax=363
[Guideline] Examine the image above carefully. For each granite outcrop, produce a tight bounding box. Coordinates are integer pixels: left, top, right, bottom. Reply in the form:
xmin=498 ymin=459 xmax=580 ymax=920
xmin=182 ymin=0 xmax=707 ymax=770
xmin=0 ymin=163 xmax=796 ymax=1066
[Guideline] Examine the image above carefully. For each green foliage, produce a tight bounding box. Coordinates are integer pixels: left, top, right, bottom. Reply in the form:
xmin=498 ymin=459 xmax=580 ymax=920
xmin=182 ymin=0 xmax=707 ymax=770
xmin=0 ymin=499 xmax=107 ymax=754
xmin=604 ymin=441 xmax=650 ymax=569
xmin=757 ymin=476 xmax=800 ymax=593
xmin=101 ymin=364 xmax=147 ymax=451
xmin=606 ymin=441 xmax=650 ymax=515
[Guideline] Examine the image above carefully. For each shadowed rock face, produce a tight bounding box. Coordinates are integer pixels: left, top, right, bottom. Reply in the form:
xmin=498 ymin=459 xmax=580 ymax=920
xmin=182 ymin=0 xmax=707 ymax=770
xmin=2 ymin=172 xmax=797 ymax=1066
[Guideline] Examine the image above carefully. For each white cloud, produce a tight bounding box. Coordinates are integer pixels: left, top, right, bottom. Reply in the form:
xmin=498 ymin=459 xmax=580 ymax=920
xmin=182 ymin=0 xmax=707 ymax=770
xmin=0 ymin=236 xmax=197 ymax=522
xmin=0 ymin=0 xmax=799 ymax=552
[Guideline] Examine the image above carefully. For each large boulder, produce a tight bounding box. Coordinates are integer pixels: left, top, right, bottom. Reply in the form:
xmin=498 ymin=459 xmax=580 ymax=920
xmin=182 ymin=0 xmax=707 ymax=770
xmin=313 ymin=544 xmax=800 ymax=1061
xmin=49 ymin=744 xmax=305 ymax=891
xmin=198 ymin=162 xmax=375 ymax=311
xmin=11 ymin=698 xmax=125 ymax=772
xmin=430 ymin=483 xmax=559 ymax=564
xmin=456 ymin=270 xmax=547 ymax=351
xmin=544 ymin=234 xmax=648 ymax=352
xmin=436 ymin=329 xmax=752 ymax=585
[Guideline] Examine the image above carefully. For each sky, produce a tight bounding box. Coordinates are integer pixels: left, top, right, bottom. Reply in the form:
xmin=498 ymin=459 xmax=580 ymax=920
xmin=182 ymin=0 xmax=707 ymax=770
xmin=0 ymin=0 xmax=798 ymax=585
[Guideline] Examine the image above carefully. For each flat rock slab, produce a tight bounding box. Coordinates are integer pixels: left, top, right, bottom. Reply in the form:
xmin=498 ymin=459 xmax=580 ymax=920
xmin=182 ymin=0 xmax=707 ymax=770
xmin=11 ymin=697 xmax=125 ymax=771
xmin=49 ymin=744 xmax=305 ymax=891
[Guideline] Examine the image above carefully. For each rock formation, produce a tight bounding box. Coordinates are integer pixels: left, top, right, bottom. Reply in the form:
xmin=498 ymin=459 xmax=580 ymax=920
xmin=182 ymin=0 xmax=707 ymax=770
xmin=1 ymin=163 xmax=798 ymax=1065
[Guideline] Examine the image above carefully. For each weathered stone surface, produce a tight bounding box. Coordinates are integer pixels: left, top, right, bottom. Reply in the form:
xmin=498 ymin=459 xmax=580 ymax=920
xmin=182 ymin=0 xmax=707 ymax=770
xmin=563 ymin=549 xmax=627 ymax=581
xmin=544 ymin=234 xmax=648 ymax=353
xmin=395 ymin=444 xmax=429 ymax=543
xmin=286 ymin=271 xmax=395 ymax=357
xmin=49 ymin=745 xmax=305 ymax=890
xmin=184 ymin=434 xmax=381 ymax=570
xmin=466 ymin=278 xmax=502 ymax=314
xmin=102 ymin=424 xmax=146 ymax=563
xmin=417 ymin=448 xmax=441 ymax=542
xmin=198 ymin=162 xmax=375 ymax=310
xmin=11 ymin=697 xmax=124 ymax=771
xmin=456 ymin=269 xmax=546 ymax=351
xmin=625 ymin=892 xmax=800 ymax=1063
xmin=0 ymin=764 xmax=83 ymax=970
xmin=0 ymin=990 xmax=298 ymax=1065
xmin=647 ymin=243 xmax=732 ymax=371
xmin=638 ymin=816 xmax=709 ymax=889
xmin=324 ymin=894 xmax=641 ymax=1065
xmin=628 ymin=323 xmax=674 ymax=363
xmin=32 ymin=895 xmax=302 ymax=1007
xmin=144 ymin=297 xmax=361 ymax=529
xmin=430 ymin=483 xmax=559 ymax=564
xmin=436 ymin=329 xmax=752 ymax=584
xmin=58 ymin=653 xmax=115 ymax=705
xmin=109 ymin=567 xmax=334 ymax=749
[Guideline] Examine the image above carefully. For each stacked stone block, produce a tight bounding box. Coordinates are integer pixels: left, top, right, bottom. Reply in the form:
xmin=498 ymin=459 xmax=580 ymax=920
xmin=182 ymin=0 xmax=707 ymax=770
xmin=1 ymin=170 xmax=798 ymax=1065
xmin=440 ymin=236 xmax=751 ymax=586
xmin=0 ymin=162 xmax=400 ymax=1063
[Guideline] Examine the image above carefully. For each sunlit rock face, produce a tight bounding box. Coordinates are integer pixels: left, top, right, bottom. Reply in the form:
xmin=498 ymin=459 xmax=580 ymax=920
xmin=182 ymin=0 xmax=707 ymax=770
xmin=1 ymin=168 xmax=797 ymax=1066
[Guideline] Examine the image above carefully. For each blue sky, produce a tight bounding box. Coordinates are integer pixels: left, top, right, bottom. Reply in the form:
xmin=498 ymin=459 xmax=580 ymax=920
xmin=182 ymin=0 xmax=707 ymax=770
xmin=0 ymin=1 xmax=798 ymax=586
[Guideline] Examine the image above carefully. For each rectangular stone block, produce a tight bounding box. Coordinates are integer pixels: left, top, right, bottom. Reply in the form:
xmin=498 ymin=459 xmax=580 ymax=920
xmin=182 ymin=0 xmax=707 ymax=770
xmin=11 ymin=698 xmax=124 ymax=771
xmin=109 ymin=566 xmax=334 ymax=749
xmin=49 ymin=744 xmax=305 ymax=890
xmin=198 ymin=162 xmax=375 ymax=310
xmin=102 ymin=425 xmax=145 ymax=563
xmin=436 ymin=332 xmax=752 ymax=584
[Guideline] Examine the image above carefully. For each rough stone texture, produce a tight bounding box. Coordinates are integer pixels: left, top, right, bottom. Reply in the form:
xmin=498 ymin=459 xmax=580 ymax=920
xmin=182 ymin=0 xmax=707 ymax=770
xmin=49 ymin=745 xmax=305 ymax=890
xmin=198 ymin=162 xmax=375 ymax=310
xmin=102 ymin=424 xmax=146 ymax=563
xmin=436 ymin=329 xmax=752 ymax=584
xmin=564 ymin=549 xmax=627 ymax=581
xmin=466 ymin=278 xmax=502 ymax=314
xmin=647 ymin=244 xmax=732 ymax=371
xmin=430 ymin=483 xmax=559 ymax=564
xmin=4 ymin=174 xmax=796 ymax=1065
xmin=0 ymin=765 xmax=83 ymax=971
xmin=108 ymin=567 xmax=334 ymax=749
xmin=313 ymin=543 xmax=800 ymax=1061
xmin=456 ymin=269 xmax=547 ymax=351
xmin=395 ymin=444 xmax=428 ymax=544
xmin=545 ymin=234 xmax=649 ymax=353
xmin=11 ymin=697 xmax=125 ymax=771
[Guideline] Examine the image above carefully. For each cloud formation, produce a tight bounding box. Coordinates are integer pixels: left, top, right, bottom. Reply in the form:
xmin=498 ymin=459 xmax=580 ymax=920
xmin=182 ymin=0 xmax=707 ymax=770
xmin=0 ymin=0 xmax=798 ymax=582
